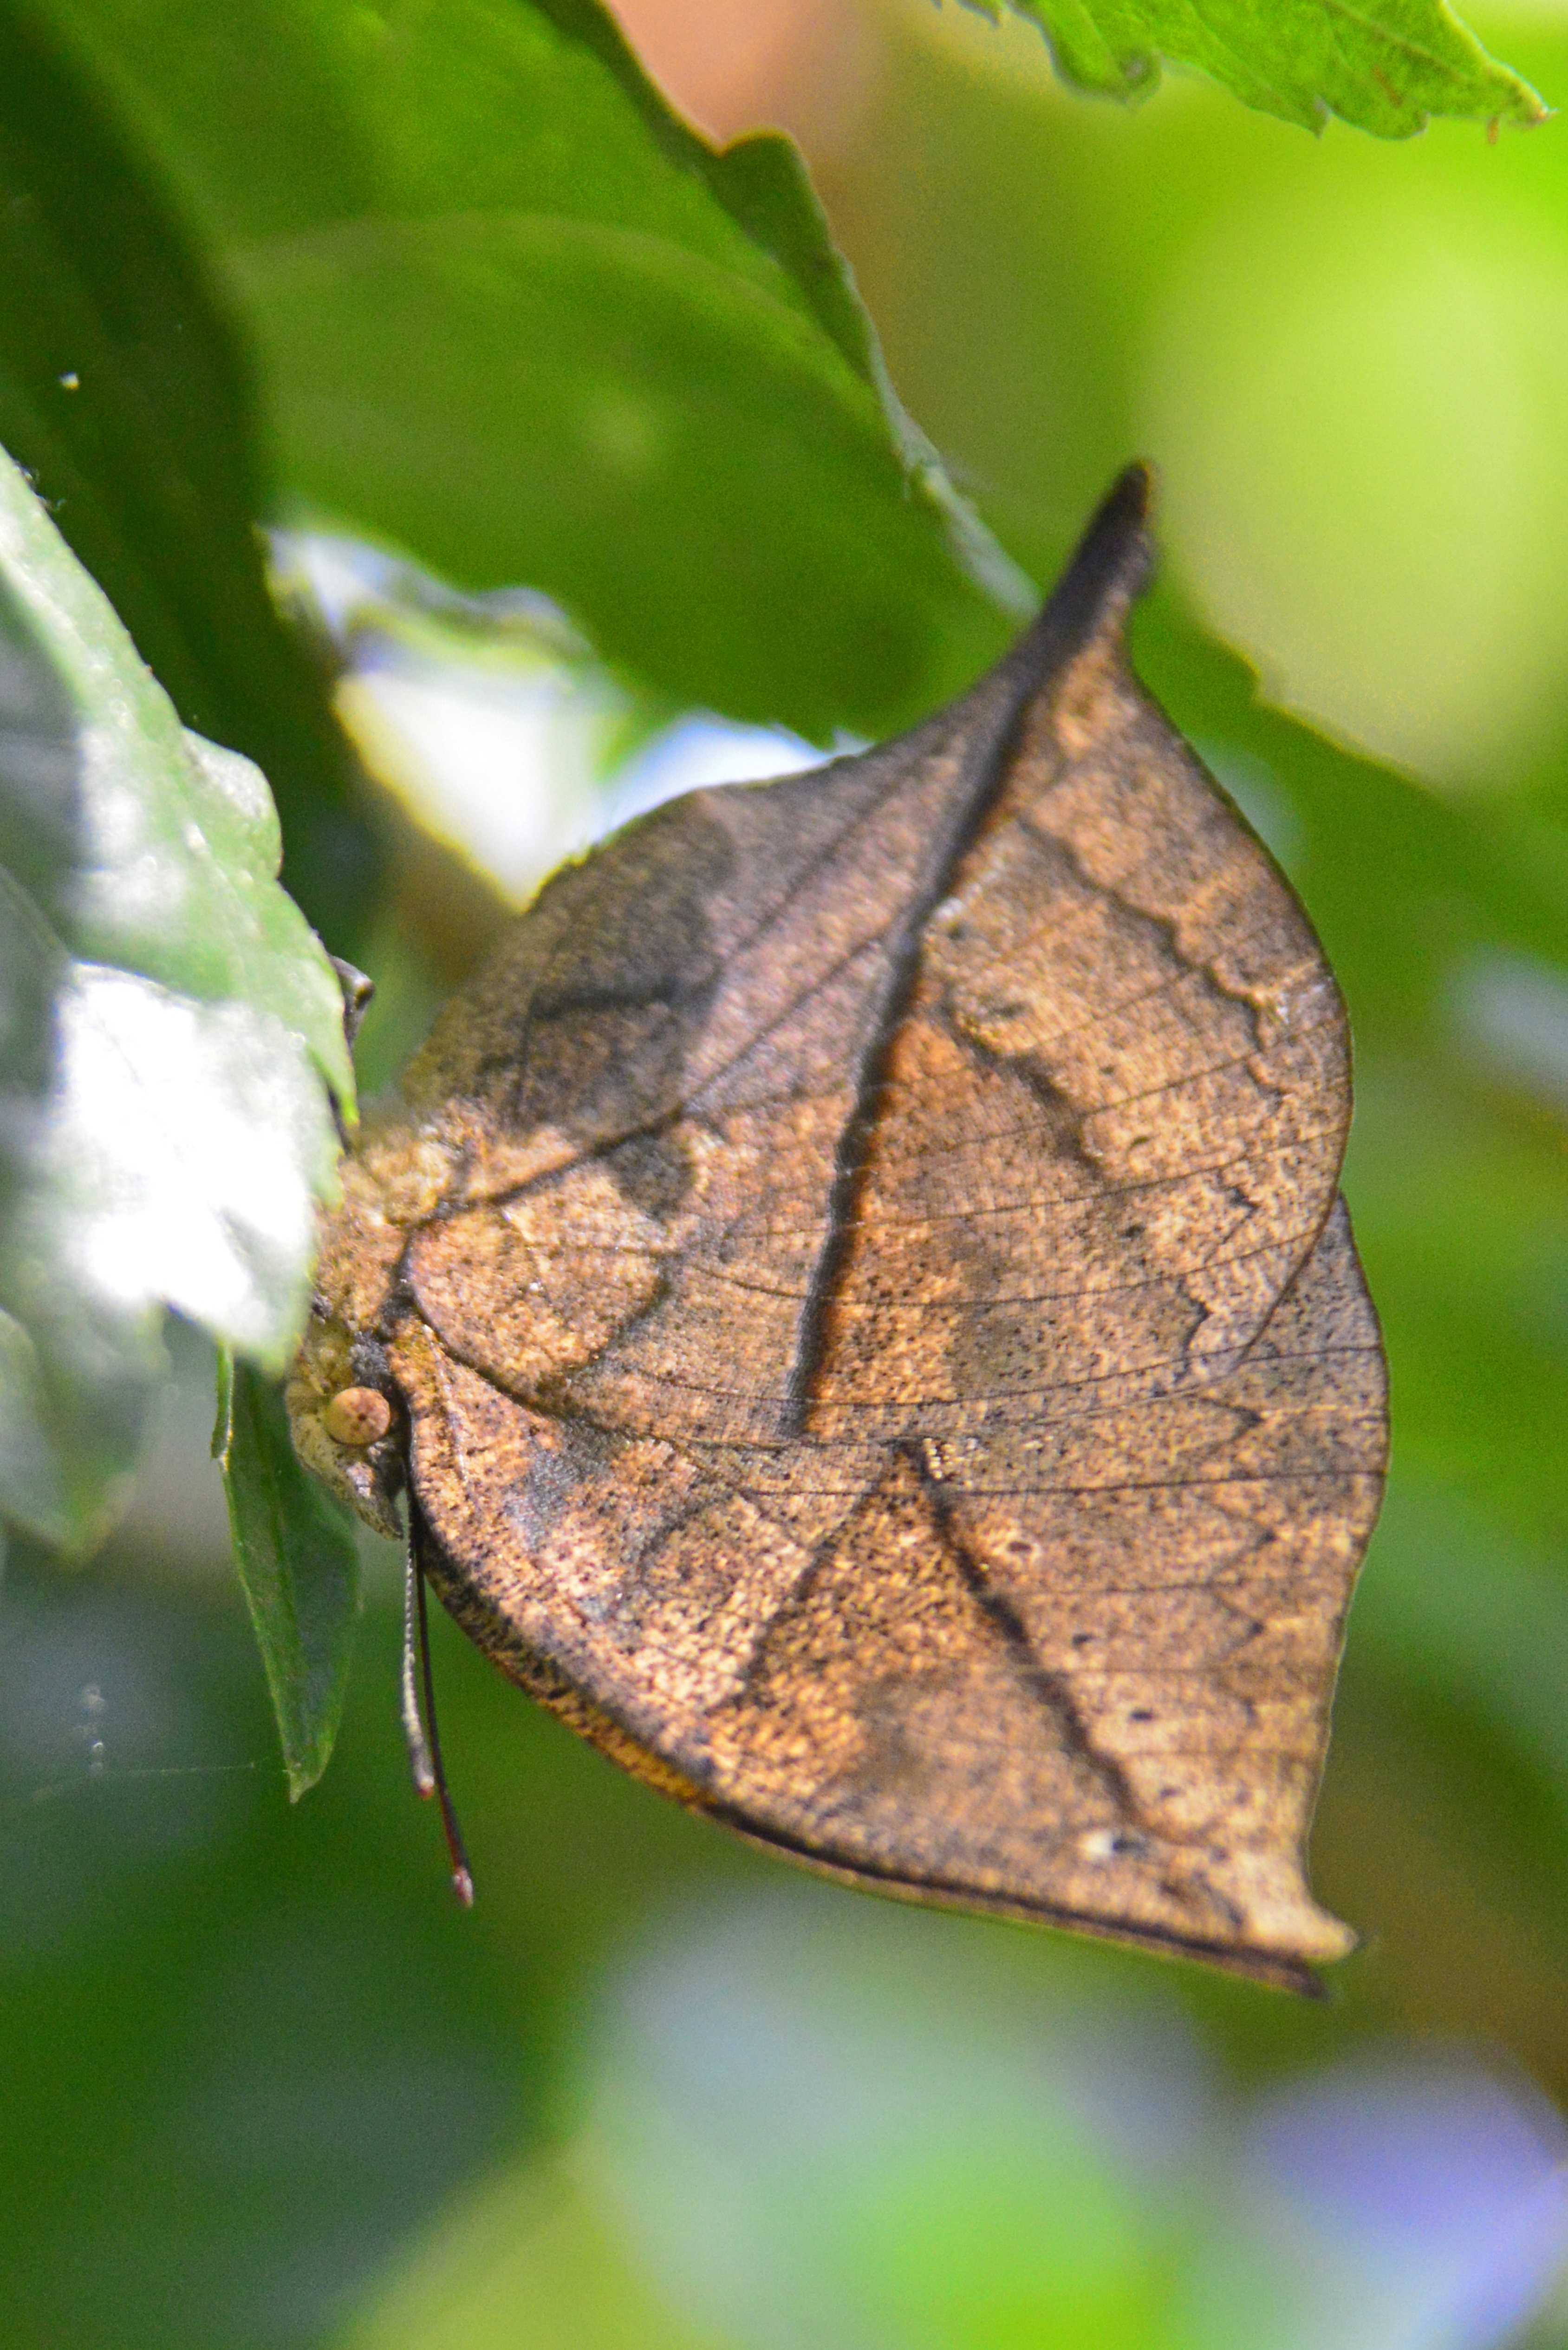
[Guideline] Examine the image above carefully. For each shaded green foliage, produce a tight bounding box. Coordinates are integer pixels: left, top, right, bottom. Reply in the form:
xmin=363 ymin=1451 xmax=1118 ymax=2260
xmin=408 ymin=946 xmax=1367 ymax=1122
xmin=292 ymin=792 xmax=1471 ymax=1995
xmin=40 ymin=0 xmax=1027 ymax=737
xmin=0 ymin=0 xmax=380 ymax=948
xmin=215 ymin=1355 xmax=362 ymax=1798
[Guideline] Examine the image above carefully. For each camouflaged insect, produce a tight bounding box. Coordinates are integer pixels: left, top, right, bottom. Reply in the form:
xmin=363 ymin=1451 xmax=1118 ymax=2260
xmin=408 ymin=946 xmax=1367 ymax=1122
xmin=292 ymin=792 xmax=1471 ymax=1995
xmin=288 ymin=469 xmax=1387 ymax=1991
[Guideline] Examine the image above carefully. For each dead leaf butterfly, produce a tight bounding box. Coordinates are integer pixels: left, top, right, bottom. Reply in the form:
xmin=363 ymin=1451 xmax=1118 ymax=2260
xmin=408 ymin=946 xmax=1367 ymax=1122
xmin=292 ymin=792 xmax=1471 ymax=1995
xmin=288 ymin=467 xmax=1386 ymax=1991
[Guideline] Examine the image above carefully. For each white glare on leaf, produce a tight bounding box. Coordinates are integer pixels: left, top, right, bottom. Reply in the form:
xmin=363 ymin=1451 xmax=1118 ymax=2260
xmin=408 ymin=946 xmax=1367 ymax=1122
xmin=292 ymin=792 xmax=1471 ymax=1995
xmin=45 ymin=967 xmax=338 ymax=1362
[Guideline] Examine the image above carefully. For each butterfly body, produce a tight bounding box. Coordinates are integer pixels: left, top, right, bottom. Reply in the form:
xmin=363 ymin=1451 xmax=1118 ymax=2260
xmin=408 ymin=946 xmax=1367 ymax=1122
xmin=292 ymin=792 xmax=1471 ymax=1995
xmin=288 ymin=469 xmax=1386 ymax=1990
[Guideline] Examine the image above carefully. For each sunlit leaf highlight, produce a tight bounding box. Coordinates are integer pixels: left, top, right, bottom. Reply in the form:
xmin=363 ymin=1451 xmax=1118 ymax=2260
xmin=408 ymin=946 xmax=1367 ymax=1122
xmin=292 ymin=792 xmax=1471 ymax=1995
xmin=999 ymin=0 xmax=1547 ymax=135
xmin=0 ymin=445 xmax=352 ymax=1554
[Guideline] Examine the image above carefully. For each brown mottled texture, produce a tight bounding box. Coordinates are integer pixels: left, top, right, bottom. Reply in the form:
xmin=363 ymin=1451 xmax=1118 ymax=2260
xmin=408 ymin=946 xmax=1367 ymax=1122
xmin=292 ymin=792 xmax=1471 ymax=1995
xmin=287 ymin=468 xmax=1386 ymax=1990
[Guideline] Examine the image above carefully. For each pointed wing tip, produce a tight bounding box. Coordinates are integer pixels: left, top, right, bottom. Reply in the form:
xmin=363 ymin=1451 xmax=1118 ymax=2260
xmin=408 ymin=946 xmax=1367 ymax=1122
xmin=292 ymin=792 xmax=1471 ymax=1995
xmin=1098 ymin=457 xmax=1155 ymax=537
xmin=1058 ymin=458 xmax=1155 ymax=616
xmin=1009 ymin=461 xmax=1156 ymax=692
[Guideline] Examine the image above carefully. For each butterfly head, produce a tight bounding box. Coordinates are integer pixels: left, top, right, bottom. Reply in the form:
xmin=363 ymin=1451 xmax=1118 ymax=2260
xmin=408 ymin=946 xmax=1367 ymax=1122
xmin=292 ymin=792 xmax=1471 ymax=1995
xmin=285 ymin=1305 xmax=406 ymax=1540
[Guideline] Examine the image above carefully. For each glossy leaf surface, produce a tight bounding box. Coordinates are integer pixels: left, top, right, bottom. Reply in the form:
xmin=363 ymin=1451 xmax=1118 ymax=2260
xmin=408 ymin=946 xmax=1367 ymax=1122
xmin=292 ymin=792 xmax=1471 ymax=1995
xmin=42 ymin=0 xmax=1027 ymax=738
xmin=0 ymin=446 xmax=351 ymax=1553
xmin=0 ymin=2 xmax=378 ymax=948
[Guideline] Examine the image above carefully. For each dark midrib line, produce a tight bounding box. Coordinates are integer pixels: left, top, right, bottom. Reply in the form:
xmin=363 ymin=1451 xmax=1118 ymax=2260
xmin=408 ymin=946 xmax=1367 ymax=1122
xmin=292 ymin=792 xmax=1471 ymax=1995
xmin=903 ymin=1439 xmax=1145 ymax=1821
xmin=778 ymin=703 xmax=1042 ymax=1439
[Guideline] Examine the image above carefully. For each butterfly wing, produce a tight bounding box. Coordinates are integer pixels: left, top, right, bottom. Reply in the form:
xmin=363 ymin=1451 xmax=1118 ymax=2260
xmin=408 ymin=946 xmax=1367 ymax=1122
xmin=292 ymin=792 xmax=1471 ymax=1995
xmin=367 ymin=468 xmax=1385 ymax=1985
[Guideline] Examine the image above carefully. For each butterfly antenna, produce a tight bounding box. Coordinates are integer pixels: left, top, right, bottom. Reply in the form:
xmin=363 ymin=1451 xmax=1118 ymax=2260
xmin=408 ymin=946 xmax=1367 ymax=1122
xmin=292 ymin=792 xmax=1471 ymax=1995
xmin=411 ymin=1515 xmax=476 ymax=1908
xmin=400 ymin=1523 xmax=437 ymax=1799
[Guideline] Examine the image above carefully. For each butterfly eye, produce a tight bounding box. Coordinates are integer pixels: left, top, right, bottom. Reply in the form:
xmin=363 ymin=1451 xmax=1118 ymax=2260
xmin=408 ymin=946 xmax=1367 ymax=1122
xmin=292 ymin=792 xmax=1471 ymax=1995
xmin=322 ymin=1386 xmax=392 ymax=1448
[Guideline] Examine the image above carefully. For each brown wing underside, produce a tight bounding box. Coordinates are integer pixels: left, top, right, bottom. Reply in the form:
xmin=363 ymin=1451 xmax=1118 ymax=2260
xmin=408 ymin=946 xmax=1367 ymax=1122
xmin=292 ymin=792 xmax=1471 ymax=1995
xmin=324 ymin=470 xmax=1387 ymax=1988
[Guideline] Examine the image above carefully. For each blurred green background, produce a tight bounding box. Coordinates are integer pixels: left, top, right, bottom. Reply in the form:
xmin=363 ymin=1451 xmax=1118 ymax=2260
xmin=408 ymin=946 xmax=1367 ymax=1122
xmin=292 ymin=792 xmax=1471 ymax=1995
xmin=6 ymin=0 xmax=1568 ymax=2343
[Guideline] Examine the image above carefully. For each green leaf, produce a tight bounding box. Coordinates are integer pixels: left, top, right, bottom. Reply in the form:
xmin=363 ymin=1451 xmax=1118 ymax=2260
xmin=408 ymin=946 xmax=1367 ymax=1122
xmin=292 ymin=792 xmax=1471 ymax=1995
xmin=997 ymin=0 xmax=1547 ymax=136
xmin=215 ymin=1352 xmax=362 ymax=1799
xmin=39 ymin=0 xmax=1028 ymax=739
xmin=0 ymin=3 xmax=381 ymax=949
xmin=0 ymin=443 xmax=353 ymax=1555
